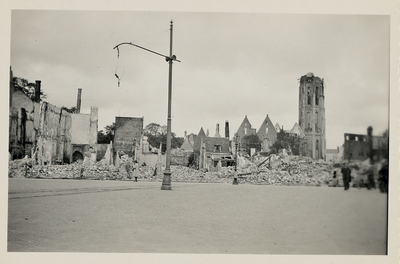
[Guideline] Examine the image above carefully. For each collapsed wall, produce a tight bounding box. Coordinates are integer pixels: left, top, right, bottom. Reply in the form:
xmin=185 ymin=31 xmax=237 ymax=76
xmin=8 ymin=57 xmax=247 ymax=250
xmin=9 ymin=151 xmax=386 ymax=188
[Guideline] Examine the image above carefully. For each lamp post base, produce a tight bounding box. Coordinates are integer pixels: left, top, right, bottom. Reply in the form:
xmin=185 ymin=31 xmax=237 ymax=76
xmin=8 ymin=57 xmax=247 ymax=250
xmin=161 ymin=170 xmax=172 ymax=190
xmin=233 ymin=177 xmax=238 ymax=185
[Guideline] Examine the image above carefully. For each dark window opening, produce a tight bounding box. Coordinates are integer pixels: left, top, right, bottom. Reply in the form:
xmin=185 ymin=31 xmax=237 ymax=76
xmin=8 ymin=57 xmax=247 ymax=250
xmin=214 ymin=145 xmax=221 ymax=152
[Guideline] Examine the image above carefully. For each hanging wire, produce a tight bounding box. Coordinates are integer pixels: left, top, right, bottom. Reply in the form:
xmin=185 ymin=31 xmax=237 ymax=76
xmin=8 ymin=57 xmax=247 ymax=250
xmin=113 ymin=26 xmax=178 ymax=87
xmin=114 ymin=46 xmax=121 ymax=87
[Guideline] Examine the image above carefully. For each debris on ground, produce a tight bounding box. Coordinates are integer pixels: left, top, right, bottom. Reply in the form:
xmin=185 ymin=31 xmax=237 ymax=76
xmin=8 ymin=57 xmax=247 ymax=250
xmin=8 ymin=152 xmax=386 ymax=188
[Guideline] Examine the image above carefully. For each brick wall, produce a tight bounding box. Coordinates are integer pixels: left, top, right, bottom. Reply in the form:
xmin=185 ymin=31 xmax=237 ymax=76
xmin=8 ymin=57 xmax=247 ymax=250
xmin=114 ymin=117 xmax=143 ymax=157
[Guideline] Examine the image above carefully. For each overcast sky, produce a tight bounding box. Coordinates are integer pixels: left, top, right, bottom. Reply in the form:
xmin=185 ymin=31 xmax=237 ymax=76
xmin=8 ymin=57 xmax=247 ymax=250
xmin=10 ymin=11 xmax=389 ymax=149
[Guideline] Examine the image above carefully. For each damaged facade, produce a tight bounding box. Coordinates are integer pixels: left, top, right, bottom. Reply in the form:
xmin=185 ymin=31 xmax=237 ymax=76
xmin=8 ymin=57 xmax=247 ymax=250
xmin=70 ymin=106 xmax=99 ymax=163
xmin=113 ymin=116 xmax=144 ymax=160
xmin=298 ymin=72 xmax=326 ymax=160
xmin=256 ymin=115 xmax=278 ymax=152
xmin=343 ymin=126 xmax=388 ymax=162
xmin=9 ymin=67 xmax=98 ymax=164
xmin=236 ymin=115 xmax=301 ymax=153
xmin=194 ymin=125 xmax=234 ymax=170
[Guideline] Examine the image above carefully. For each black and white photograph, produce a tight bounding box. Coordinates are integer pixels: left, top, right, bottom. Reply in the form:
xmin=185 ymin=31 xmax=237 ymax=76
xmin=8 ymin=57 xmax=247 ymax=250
xmin=2 ymin=0 xmax=399 ymax=263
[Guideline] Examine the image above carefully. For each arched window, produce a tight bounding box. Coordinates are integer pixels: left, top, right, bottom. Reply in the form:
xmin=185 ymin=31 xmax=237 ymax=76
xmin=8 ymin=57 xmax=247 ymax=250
xmin=315 ymin=87 xmax=319 ymax=105
xmin=72 ymin=151 xmax=84 ymax=162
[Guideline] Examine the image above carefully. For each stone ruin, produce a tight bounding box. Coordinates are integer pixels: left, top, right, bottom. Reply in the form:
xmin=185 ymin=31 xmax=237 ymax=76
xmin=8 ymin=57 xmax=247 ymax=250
xmin=8 ymin=149 xmax=387 ymax=188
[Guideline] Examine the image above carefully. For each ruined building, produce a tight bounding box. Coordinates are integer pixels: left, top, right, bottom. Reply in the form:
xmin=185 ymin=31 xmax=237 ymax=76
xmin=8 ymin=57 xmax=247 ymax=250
xmin=256 ymin=114 xmax=278 ymax=152
xmin=343 ymin=126 xmax=388 ymax=162
xmin=9 ymin=67 xmax=98 ymax=164
xmin=194 ymin=124 xmax=234 ymax=170
xmin=113 ymin=116 xmax=144 ymax=160
xmin=236 ymin=115 xmax=278 ymax=152
xmin=236 ymin=115 xmax=257 ymax=140
xmin=298 ymin=72 xmax=326 ymax=159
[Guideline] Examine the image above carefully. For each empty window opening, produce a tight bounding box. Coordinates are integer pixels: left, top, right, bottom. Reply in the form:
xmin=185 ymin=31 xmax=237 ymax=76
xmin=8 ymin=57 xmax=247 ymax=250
xmin=214 ymin=145 xmax=221 ymax=152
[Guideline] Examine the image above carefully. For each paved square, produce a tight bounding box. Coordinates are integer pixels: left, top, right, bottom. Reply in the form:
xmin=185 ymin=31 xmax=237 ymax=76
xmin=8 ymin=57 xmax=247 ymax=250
xmin=8 ymin=178 xmax=387 ymax=254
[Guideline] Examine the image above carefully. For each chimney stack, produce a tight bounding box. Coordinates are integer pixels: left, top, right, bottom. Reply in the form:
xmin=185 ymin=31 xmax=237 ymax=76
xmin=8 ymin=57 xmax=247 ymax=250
xmin=34 ymin=80 xmax=41 ymax=103
xmin=225 ymin=120 xmax=229 ymax=138
xmin=214 ymin=123 xmax=221 ymax=138
xmin=76 ymin=88 xmax=82 ymax=113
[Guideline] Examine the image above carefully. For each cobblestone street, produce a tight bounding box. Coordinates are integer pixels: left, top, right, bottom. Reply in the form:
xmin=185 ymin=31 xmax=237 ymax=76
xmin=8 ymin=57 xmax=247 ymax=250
xmin=7 ymin=178 xmax=387 ymax=255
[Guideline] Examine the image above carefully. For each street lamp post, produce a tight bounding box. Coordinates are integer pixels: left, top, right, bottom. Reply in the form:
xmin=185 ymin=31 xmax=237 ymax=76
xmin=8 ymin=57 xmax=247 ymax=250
xmin=233 ymin=133 xmax=239 ymax=185
xmin=161 ymin=21 xmax=175 ymax=190
xmin=113 ymin=20 xmax=179 ymax=190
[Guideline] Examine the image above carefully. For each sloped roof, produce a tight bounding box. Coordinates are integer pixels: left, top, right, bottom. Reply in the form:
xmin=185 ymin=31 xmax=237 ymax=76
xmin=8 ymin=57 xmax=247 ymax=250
xmin=275 ymin=123 xmax=281 ymax=132
xmin=181 ymin=136 xmax=194 ymax=151
xmin=236 ymin=115 xmax=252 ymax=134
xmin=289 ymin=122 xmax=305 ymax=137
xmin=198 ymin=127 xmax=206 ymax=137
xmin=257 ymin=114 xmax=278 ymax=142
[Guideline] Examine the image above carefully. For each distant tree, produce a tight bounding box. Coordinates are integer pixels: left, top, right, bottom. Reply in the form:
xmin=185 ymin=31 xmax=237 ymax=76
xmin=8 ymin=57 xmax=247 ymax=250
xmin=61 ymin=106 xmax=78 ymax=114
xmin=241 ymin=134 xmax=261 ymax=154
xmin=13 ymin=76 xmax=47 ymax=100
xmin=144 ymin=123 xmax=183 ymax=152
xmin=272 ymin=130 xmax=304 ymax=155
xmin=144 ymin=122 xmax=166 ymax=136
xmin=97 ymin=122 xmax=115 ymax=144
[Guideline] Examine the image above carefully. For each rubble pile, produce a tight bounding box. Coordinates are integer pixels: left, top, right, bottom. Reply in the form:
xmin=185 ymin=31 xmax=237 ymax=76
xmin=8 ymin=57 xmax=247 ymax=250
xmin=171 ymin=166 xmax=235 ymax=183
xmin=231 ymin=153 xmax=333 ymax=186
xmin=26 ymin=160 xmax=125 ymax=180
xmin=9 ymin=152 xmax=386 ymax=188
xmin=8 ymin=156 xmax=33 ymax=178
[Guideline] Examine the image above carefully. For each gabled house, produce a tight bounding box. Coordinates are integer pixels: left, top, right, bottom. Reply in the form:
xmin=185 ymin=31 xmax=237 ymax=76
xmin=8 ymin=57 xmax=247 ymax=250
xmin=194 ymin=126 xmax=234 ymax=170
xmin=256 ymin=114 xmax=278 ymax=152
xmin=180 ymin=131 xmax=196 ymax=152
xmin=236 ymin=115 xmax=256 ymax=140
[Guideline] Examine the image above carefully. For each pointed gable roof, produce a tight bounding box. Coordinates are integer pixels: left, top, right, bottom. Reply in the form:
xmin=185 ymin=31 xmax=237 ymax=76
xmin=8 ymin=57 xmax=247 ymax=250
xmin=290 ymin=122 xmax=305 ymax=137
xmin=257 ymin=114 xmax=277 ymax=143
xmin=236 ymin=115 xmax=254 ymax=139
xmin=181 ymin=133 xmax=196 ymax=151
xmin=241 ymin=115 xmax=252 ymax=128
xmin=257 ymin=114 xmax=278 ymax=142
xmin=198 ymin=127 xmax=206 ymax=138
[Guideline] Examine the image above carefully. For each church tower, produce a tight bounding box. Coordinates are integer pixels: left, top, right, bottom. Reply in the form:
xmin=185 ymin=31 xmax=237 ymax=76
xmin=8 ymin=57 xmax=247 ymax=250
xmin=298 ymin=72 xmax=326 ymax=159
